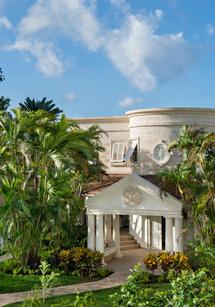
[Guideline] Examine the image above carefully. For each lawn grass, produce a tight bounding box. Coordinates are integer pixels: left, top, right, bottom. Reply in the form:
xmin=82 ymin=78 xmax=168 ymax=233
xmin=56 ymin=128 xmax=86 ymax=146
xmin=0 ymin=272 xmax=99 ymax=294
xmin=8 ymin=283 xmax=169 ymax=306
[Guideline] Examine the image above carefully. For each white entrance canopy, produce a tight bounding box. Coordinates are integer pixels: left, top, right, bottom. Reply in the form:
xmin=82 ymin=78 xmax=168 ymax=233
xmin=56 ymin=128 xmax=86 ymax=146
xmin=86 ymin=173 xmax=183 ymax=257
xmin=86 ymin=173 xmax=182 ymax=217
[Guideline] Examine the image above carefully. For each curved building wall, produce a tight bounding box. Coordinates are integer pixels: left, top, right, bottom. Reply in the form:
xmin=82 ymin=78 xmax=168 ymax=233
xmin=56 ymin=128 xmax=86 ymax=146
xmin=126 ymin=108 xmax=215 ymax=175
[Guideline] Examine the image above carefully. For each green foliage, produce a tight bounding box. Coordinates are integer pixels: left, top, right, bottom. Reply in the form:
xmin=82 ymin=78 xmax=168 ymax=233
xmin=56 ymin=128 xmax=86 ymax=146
xmin=143 ymin=253 xmax=158 ymax=271
xmin=58 ymin=247 xmax=103 ymax=276
xmin=188 ymin=239 xmax=215 ymax=277
xmin=128 ymin=263 xmax=152 ymax=284
xmin=159 ymin=126 xmax=215 ymax=245
xmin=0 ymin=96 xmax=10 ymax=111
xmin=0 ymin=67 xmax=4 ymax=82
xmin=144 ymin=252 xmax=190 ymax=274
xmin=22 ymin=261 xmax=59 ymax=306
xmin=0 ymin=109 xmax=105 ymax=269
xmin=19 ymin=97 xmax=62 ymax=115
xmin=0 ymin=258 xmax=19 ymax=274
xmin=111 ymin=268 xmax=214 ymax=307
xmin=92 ymin=266 xmax=112 ymax=279
xmin=111 ymin=281 xmax=168 ymax=307
xmin=170 ymin=269 xmax=215 ymax=306
xmin=49 ymin=292 xmax=98 ymax=307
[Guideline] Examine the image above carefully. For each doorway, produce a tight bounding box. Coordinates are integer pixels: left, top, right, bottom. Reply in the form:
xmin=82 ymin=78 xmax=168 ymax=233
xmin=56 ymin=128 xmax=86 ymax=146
xmin=120 ymin=215 xmax=129 ymax=232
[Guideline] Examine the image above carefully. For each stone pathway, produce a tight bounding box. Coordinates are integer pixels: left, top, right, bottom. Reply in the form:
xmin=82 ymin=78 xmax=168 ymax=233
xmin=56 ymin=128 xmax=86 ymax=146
xmin=0 ymin=271 xmax=128 ymax=306
xmin=0 ymin=248 xmax=154 ymax=306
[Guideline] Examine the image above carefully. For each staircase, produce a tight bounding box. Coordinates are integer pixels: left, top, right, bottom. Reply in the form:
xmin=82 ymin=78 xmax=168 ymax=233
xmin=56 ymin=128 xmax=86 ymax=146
xmin=120 ymin=231 xmax=140 ymax=251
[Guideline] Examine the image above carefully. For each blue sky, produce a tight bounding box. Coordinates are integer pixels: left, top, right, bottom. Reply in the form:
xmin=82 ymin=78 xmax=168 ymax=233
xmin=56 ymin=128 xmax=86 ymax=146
xmin=0 ymin=0 xmax=215 ymax=117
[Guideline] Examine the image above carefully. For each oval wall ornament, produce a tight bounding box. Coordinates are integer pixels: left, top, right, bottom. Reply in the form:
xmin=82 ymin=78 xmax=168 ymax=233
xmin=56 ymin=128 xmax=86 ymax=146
xmin=122 ymin=186 xmax=143 ymax=206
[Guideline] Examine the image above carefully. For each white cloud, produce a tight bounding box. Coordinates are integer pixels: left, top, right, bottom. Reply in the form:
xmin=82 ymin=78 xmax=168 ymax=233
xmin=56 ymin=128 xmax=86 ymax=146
xmin=0 ymin=16 xmax=12 ymax=29
xmin=155 ymin=9 xmax=164 ymax=19
xmin=9 ymin=0 xmax=103 ymax=78
xmin=105 ymin=12 xmax=194 ymax=91
xmin=65 ymin=92 xmax=76 ymax=102
xmin=118 ymin=96 xmax=142 ymax=107
xmin=9 ymin=39 xmax=65 ymax=77
xmin=8 ymin=1 xmax=194 ymax=89
xmin=110 ymin=0 xmax=130 ymax=12
xmin=206 ymin=23 xmax=215 ymax=36
xmin=18 ymin=0 xmax=103 ymax=51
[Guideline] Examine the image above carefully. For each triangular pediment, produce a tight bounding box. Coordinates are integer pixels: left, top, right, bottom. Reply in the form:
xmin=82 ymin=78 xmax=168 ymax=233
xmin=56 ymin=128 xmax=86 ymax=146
xmin=86 ymin=173 xmax=182 ymax=217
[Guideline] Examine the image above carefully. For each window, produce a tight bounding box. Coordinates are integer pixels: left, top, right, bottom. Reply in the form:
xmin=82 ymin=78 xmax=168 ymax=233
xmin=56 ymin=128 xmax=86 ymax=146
xmin=123 ymin=139 xmax=138 ymax=163
xmin=111 ymin=143 xmax=126 ymax=163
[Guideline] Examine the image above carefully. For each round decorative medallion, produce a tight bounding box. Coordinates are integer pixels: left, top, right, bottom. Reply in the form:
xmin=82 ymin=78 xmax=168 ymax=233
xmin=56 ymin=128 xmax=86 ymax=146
xmin=152 ymin=142 xmax=170 ymax=165
xmin=123 ymin=186 xmax=143 ymax=206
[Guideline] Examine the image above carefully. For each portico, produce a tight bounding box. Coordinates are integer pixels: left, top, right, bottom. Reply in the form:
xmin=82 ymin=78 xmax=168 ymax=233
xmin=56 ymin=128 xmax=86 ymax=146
xmin=86 ymin=173 xmax=183 ymax=260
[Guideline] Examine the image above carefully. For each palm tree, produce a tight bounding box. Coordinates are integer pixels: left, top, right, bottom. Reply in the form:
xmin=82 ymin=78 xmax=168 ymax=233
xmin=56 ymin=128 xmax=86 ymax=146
xmin=0 ymin=68 xmax=4 ymax=82
xmin=19 ymin=97 xmax=62 ymax=115
xmin=159 ymin=126 xmax=215 ymax=244
xmin=0 ymin=109 xmax=105 ymax=268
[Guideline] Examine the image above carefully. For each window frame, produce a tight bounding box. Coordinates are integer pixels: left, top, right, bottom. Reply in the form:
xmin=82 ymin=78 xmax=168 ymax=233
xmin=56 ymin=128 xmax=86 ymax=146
xmin=111 ymin=142 xmax=126 ymax=163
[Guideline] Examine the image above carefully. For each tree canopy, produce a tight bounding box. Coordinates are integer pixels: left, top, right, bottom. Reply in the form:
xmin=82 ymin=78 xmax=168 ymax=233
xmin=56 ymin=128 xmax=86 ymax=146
xmin=19 ymin=97 xmax=62 ymax=115
xmin=0 ymin=68 xmax=4 ymax=82
xmin=159 ymin=126 xmax=215 ymax=245
xmin=0 ymin=109 xmax=105 ymax=268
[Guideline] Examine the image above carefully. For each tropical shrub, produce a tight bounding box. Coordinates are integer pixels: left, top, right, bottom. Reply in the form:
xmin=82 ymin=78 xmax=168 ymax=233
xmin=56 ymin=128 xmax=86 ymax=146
xmin=144 ymin=252 xmax=190 ymax=274
xmin=111 ymin=267 xmax=214 ymax=307
xmin=0 ymin=109 xmax=105 ymax=269
xmin=159 ymin=126 xmax=215 ymax=246
xmin=172 ymin=252 xmax=190 ymax=272
xmin=128 ymin=263 xmax=153 ymax=284
xmin=158 ymin=252 xmax=173 ymax=272
xmin=50 ymin=293 xmax=98 ymax=307
xmin=58 ymin=247 xmax=103 ymax=276
xmin=92 ymin=266 xmax=111 ymax=278
xmin=188 ymin=239 xmax=215 ymax=277
xmin=143 ymin=253 xmax=158 ymax=272
xmin=170 ymin=269 xmax=215 ymax=306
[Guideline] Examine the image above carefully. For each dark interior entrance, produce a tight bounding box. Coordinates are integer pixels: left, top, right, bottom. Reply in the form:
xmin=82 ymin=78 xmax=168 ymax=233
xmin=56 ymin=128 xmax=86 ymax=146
xmin=120 ymin=215 xmax=129 ymax=231
xmin=161 ymin=216 xmax=166 ymax=250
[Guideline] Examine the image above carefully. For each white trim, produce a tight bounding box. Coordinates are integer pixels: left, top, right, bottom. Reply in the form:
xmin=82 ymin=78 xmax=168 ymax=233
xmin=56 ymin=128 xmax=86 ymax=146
xmin=123 ymin=139 xmax=138 ymax=162
xmin=111 ymin=142 xmax=126 ymax=163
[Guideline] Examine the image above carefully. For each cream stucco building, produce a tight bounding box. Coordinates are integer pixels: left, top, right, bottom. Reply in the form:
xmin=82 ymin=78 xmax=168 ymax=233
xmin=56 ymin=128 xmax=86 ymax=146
xmin=76 ymin=108 xmax=215 ymax=260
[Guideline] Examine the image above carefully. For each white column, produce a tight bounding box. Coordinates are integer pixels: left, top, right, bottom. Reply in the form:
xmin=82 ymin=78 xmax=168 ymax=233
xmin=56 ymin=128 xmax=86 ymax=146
xmin=174 ymin=217 xmax=183 ymax=252
xmin=105 ymin=215 xmax=112 ymax=244
xmin=87 ymin=214 xmax=95 ymax=250
xmin=96 ymin=214 xmax=104 ymax=253
xmin=141 ymin=216 xmax=147 ymax=247
xmin=113 ymin=214 xmax=122 ymax=257
xmin=165 ymin=217 xmax=173 ymax=252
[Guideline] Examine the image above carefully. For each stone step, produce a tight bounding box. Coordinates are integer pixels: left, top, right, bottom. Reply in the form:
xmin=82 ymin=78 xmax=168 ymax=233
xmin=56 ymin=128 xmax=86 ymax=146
xmin=120 ymin=235 xmax=134 ymax=241
xmin=120 ymin=243 xmax=140 ymax=251
xmin=120 ymin=239 xmax=136 ymax=246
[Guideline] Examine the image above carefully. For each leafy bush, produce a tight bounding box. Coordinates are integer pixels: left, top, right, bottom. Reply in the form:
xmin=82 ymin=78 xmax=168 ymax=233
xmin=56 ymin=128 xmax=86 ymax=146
xmin=92 ymin=266 xmax=111 ymax=279
xmin=128 ymin=263 xmax=153 ymax=284
xmin=0 ymin=259 xmax=20 ymax=274
xmin=143 ymin=253 xmax=158 ymax=272
xmin=188 ymin=240 xmax=215 ymax=277
xmin=111 ymin=267 xmax=215 ymax=307
xmin=58 ymin=247 xmax=103 ymax=276
xmin=170 ymin=269 xmax=215 ymax=306
xmin=111 ymin=280 xmax=168 ymax=307
xmin=22 ymin=261 xmax=59 ymax=306
xmin=158 ymin=252 xmax=173 ymax=272
xmin=171 ymin=252 xmax=190 ymax=272
xmin=50 ymin=292 xmax=98 ymax=307
xmin=144 ymin=252 xmax=190 ymax=274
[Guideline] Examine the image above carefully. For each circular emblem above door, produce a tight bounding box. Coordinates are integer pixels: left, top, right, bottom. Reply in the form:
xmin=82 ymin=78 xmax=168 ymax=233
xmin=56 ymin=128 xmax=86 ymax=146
xmin=122 ymin=186 xmax=143 ymax=206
